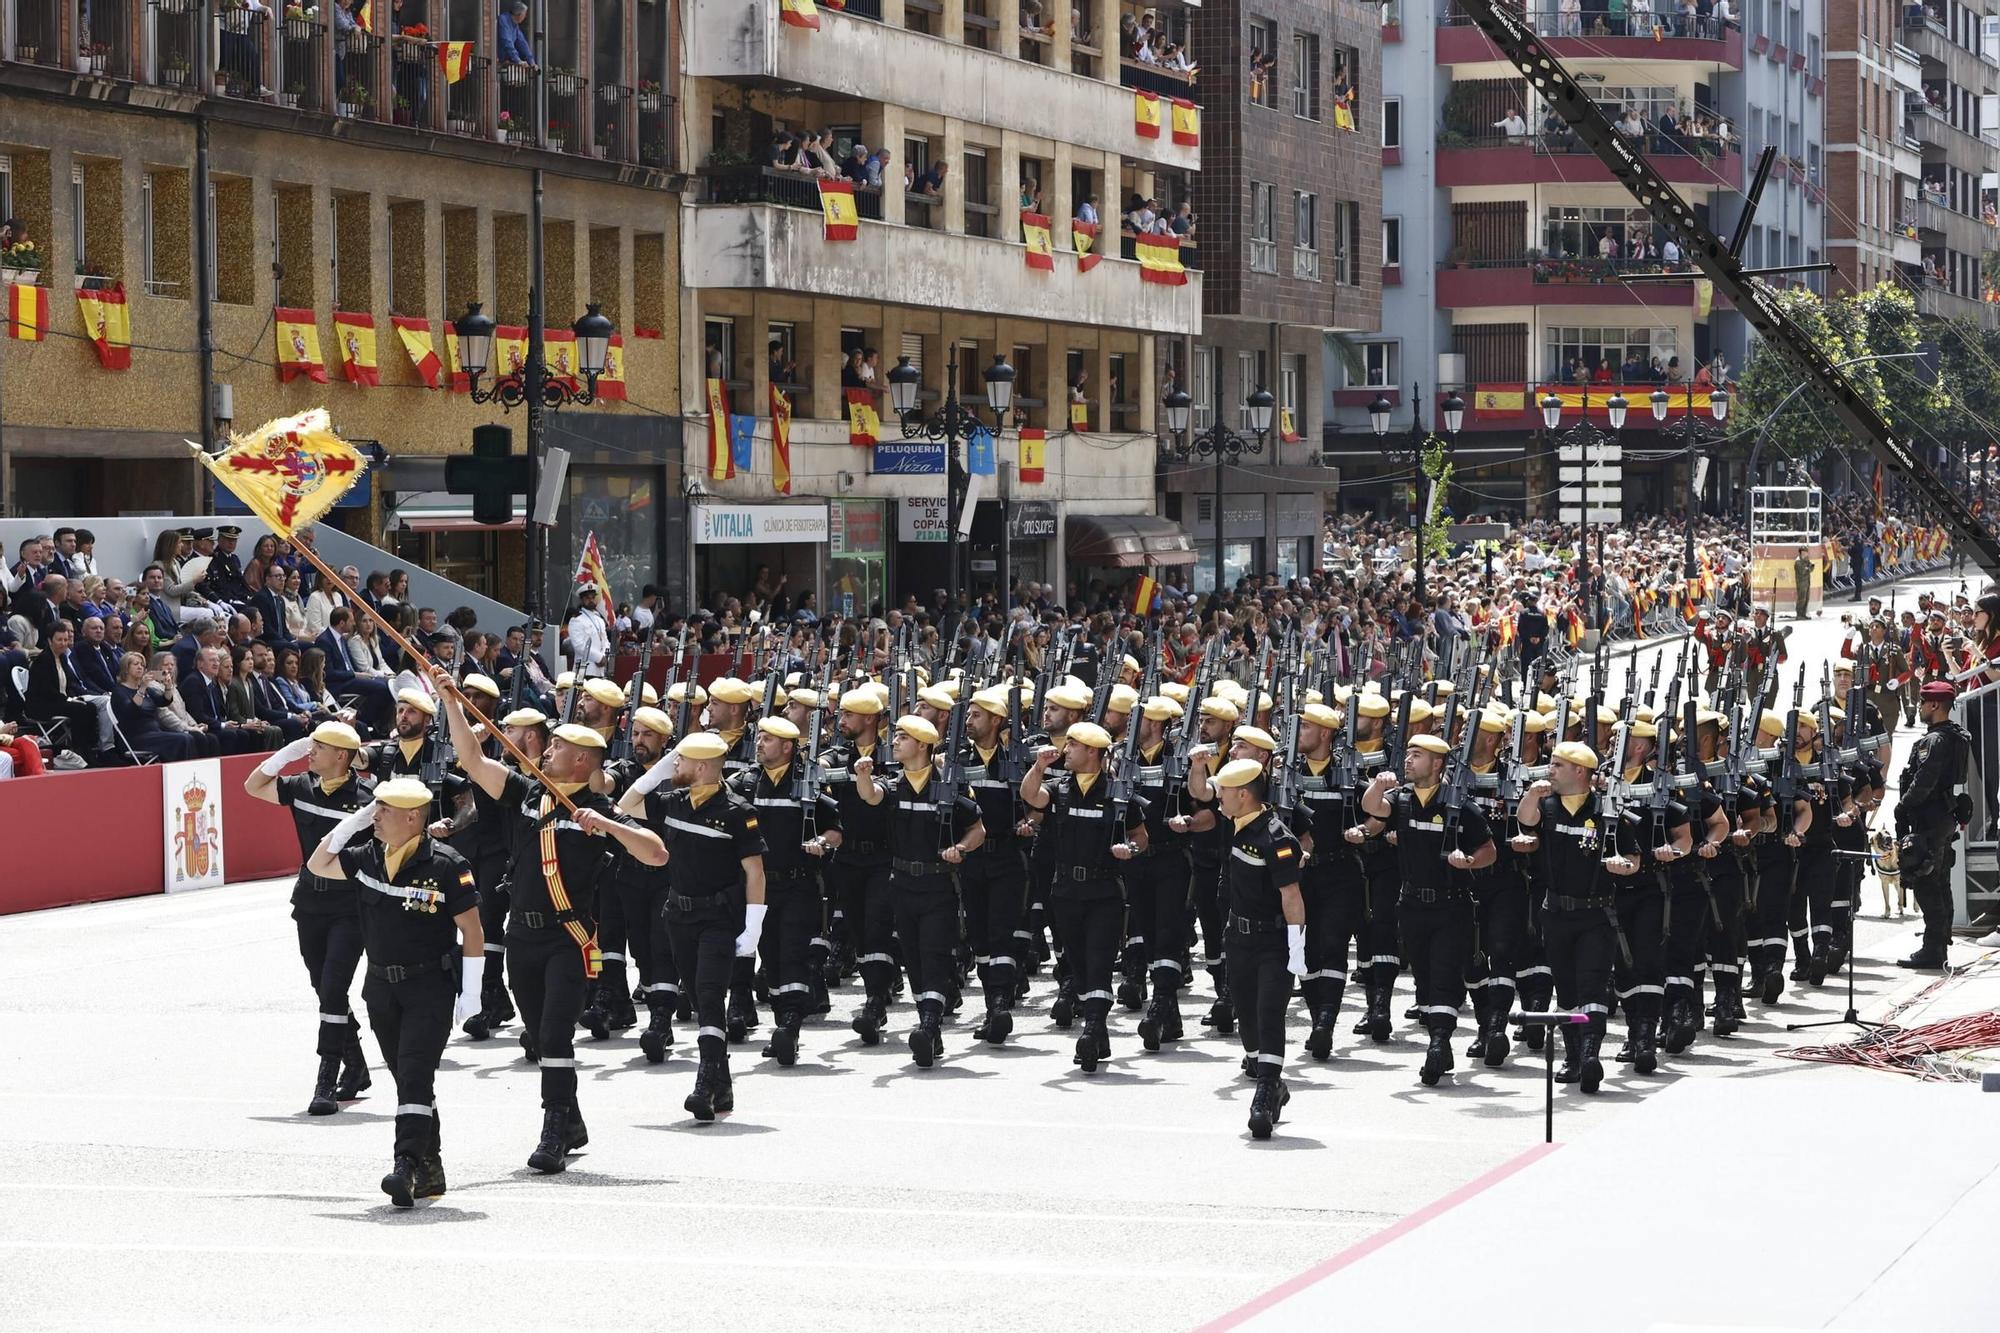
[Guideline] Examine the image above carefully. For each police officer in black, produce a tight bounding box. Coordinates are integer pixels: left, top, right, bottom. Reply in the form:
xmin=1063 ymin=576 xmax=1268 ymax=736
xmin=243 ymin=719 xmax=375 ymax=1114
xmin=306 ymin=776 xmax=483 ymax=1208
xmin=822 ymin=690 xmax=893 ymax=1018
xmin=729 ymin=715 xmax=841 ymax=1066
xmin=597 ymin=706 xmax=683 ymax=1061
xmin=1897 ymin=679 xmax=1972 ymax=969
xmin=1211 ymin=757 xmax=1305 ymax=1140
xmin=1022 ymin=719 xmax=1146 ymax=1072
xmin=436 ymin=678 xmax=666 ymax=1172
xmin=639 ymin=731 xmax=767 ymax=1119
xmin=459 ymin=706 xmax=548 ymax=1040
xmin=1354 ymin=732 xmax=1497 ymax=1087
xmin=1129 ymin=694 xmax=1195 ymax=1051
xmin=857 ymin=712 xmax=983 ymax=1066
xmin=960 ymin=685 xmax=1032 ymax=1044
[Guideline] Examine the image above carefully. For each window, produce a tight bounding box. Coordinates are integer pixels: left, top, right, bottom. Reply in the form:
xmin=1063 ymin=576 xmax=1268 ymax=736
xmin=1249 ymin=180 xmax=1277 ymax=273
xmin=0 ymin=156 xmax=11 ymax=234
xmin=1010 ymin=344 xmax=1041 ymax=427
xmin=1192 ymin=345 xmax=1214 ymax=431
xmin=1280 ymin=354 xmax=1303 ymax=437
xmin=1293 ymin=190 xmax=1319 ymax=280
xmin=1236 ymin=349 xmax=1268 ymax=430
xmin=1382 ymin=98 xmax=1402 ymax=149
xmin=963 ymin=148 xmax=993 ymax=239
xmin=1333 ymin=45 xmax=1361 ymax=133
xmin=1292 ymin=33 xmax=1320 ymax=120
xmin=703 ymin=316 xmax=737 ymax=383
xmin=768 ymin=322 xmax=800 ymax=391
xmin=70 ymin=163 xmax=85 ymax=267
xmin=141 ymin=174 xmax=157 ymax=296
xmin=1382 ymin=216 xmax=1402 ymax=268
xmin=1543 ymin=325 xmax=1677 ymax=382
xmin=1249 ymin=18 xmax=1278 ymax=109
xmin=1350 ymin=342 xmax=1397 ymax=389
xmin=1109 ymin=352 xmax=1133 ymax=431
xmin=1331 ymin=201 xmax=1359 ymax=285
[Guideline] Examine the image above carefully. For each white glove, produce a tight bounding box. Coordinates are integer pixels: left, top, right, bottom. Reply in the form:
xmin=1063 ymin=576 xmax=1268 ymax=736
xmin=454 ymin=955 xmax=484 ymax=1025
xmin=629 ymin=753 xmax=676 ymax=800
xmin=1286 ymin=923 xmax=1307 ymax=978
xmin=326 ymin=801 xmax=378 ymax=852
xmin=257 ymin=734 xmax=316 ymax=776
xmin=735 ymin=902 xmax=767 ymax=959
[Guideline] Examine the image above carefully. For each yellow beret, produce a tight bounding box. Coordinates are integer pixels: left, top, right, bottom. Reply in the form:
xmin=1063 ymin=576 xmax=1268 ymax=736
xmin=1122 ymin=654 xmax=1142 ymax=675
xmin=1629 ymin=719 xmax=1659 ymax=739
xmin=1522 ymin=710 xmax=1554 ymax=734
xmin=1429 ymin=680 xmax=1456 ymax=698
xmin=1633 ymin=705 xmax=1658 ymax=724
xmin=1335 ymin=684 xmax=1356 ymax=704
xmin=1408 ymin=733 xmax=1451 ymax=756
xmin=556 ymin=671 xmax=577 ymax=690
xmin=632 ymin=706 xmax=673 ymax=737
xmin=1301 ymin=702 xmax=1341 ymax=730
xmin=1477 ymin=709 xmax=1510 ymax=734
xmin=552 ymin=722 xmax=607 ymax=751
xmin=937 ymin=678 xmax=963 ymax=699
xmin=1060 ymin=674 xmax=1085 ymax=693
xmin=1142 ymin=695 xmax=1182 ymax=721
xmin=583 ymin=678 xmax=626 ymax=707
xmin=1356 ymin=694 xmax=1392 ymax=719
xmin=1304 ymin=688 xmax=1325 ymax=706
xmin=840 ymin=692 xmax=884 ymax=716
xmin=897 ymin=714 xmax=940 ymax=746
xmin=788 ymin=688 xmax=822 ymax=709
xmin=1553 ymin=741 xmax=1599 ymax=769
xmin=396 ymin=688 xmax=437 ymax=717
xmin=310 ymin=720 xmax=362 ymax=750
xmin=972 ymin=688 xmax=1011 ymax=717
xmin=641 ymin=682 xmax=660 ymax=706
xmin=1107 ymin=684 xmax=1139 ymax=715
xmin=502 ymin=708 xmax=549 ymax=728
xmin=918 ymin=686 xmax=956 ymax=711
xmin=1046 ymin=683 xmax=1092 ymax=711
xmin=1595 ymin=705 xmax=1619 ymax=725
xmin=1826 ymin=705 xmax=1847 ymax=721
xmin=1214 ymin=757 xmax=1266 ymax=789
xmin=1535 ymin=692 xmax=1557 ymax=712
xmin=758 ymin=716 xmax=801 ymax=741
xmin=1696 ymin=708 xmax=1728 ymax=727
xmin=374 ymin=777 xmax=434 ymax=809
xmin=1066 ymin=720 xmax=1113 ymax=750
xmin=1233 ymin=725 xmax=1277 ymax=753
xmin=675 ymin=732 xmax=730 ymax=760
xmin=1407 ymin=699 xmax=1436 ymax=725
xmin=1833 ymin=658 xmax=1857 ymax=673
xmin=709 ymin=677 xmax=756 ymax=705
xmin=1758 ymin=709 xmax=1787 ymax=736
xmin=1796 ymin=711 xmax=1820 ymax=732
xmin=461 ymin=673 xmax=501 ymax=699
xmin=1199 ymin=697 xmax=1241 ymax=723
xmin=1215 ymin=680 xmax=1249 ymax=705
xmin=667 ymin=681 xmax=708 ymax=706
xmin=1161 ymin=681 xmax=1191 ymax=703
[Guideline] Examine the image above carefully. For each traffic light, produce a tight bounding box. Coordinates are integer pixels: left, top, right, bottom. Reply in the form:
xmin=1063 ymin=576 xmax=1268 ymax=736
xmin=445 ymin=424 xmax=530 ymax=528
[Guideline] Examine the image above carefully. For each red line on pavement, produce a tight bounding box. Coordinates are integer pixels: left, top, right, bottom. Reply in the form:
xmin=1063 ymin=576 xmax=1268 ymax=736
xmin=1194 ymin=1142 xmax=1563 ymax=1332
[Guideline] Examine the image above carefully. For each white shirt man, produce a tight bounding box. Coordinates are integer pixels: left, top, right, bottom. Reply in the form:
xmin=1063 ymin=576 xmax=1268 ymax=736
xmin=567 ymin=593 xmax=611 ymax=676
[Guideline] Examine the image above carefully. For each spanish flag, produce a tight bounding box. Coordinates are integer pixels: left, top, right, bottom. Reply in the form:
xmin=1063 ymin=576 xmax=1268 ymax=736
xmin=575 ymin=531 xmax=615 ymax=608
xmin=771 ymin=383 xmax=793 ymax=496
xmin=274 ymin=307 xmax=325 ymax=383
xmin=846 ymin=388 xmax=880 ymax=446
xmin=1134 ymin=91 xmax=1162 ymax=139
xmin=1497 ymin=614 xmax=1516 ymax=648
xmin=6 ymin=282 xmax=47 ymax=341
xmin=442 ymin=327 xmax=470 ymax=392
xmin=1069 ymin=400 xmax=1089 ymax=430
xmin=1019 ymin=427 xmax=1046 ymax=483
xmin=706 ymin=378 xmax=734 ymax=481
xmin=1131 ymin=573 xmax=1160 ymax=616
xmin=780 ymin=0 xmax=820 ymax=28
xmin=1135 ymin=234 xmax=1187 ymax=285
xmin=1021 ymin=212 xmax=1054 ymax=271
xmin=1476 ymin=386 xmax=1526 ymax=417
xmin=192 ymin=408 xmax=368 ymax=537
xmin=1280 ymin=408 xmax=1302 ymax=443
xmin=596 ymin=334 xmax=628 ymax=401
xmin=392 ymin=315 xmax=442 ymax=388
xmin=333 ymin=311 xmax=379 ymax=387
xmin=436 ymin=40 xmax=473 ymax=84
xmin=494 ymin=324 xmax=529 ymax=379
xmin=819 ymin=179 xmax=858 ymax=241
xmin=76 ymin=284 xmax=132 ymax=370
xmin=1072 ymin=220 xmax=1101 ymax=273
xmin=542 ymin=328 xmax=578 ymax=387
xmin=1564 ymin=608 xmax=1583 ymax=647
xmin=1171 ymin=98 xmax=1200 ymax=146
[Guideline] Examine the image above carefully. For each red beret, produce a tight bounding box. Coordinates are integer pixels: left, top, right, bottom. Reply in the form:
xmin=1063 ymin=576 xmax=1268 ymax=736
xmin=1920 ymin=680 xmax=1958 ymax=703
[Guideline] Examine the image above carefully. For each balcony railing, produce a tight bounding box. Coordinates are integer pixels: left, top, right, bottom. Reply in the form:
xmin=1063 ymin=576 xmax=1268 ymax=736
xmin=638 ymin=85 xmax=671 ymax=168
xmin=701 ymin=165 xmax=885 ymax=221
xmin=1248 ymin=237 xmax=1276 ymax=274
xmin=279 ymin=15 xmax=326 ymax=112
xmin=1118 ymin=59 xmax=1197 ymax=100
xmin=85 ymin=0 xmax=136 ymax=79
xmin=1119 ymin=230 xmax=1201 ymax=270
xmin=336 ymin=28 xmax=382 ymax=120
xmin=545 ymin=69 xmax=586 ymax=154
xmin=12 ymin=0 xmax=63 ymax=67
xmin=446 ymin=55 xmax=489 ymax=137
xmin=1440 ymin=7 xmax=1738 ymax=41
xmin=1443 ymin=125 xmax=1740 ymax=161
xmin=151 ymin=0 xmax=199 ymax=90
xmin=388 ymin=33 xmax=434 ymax=128
xmin=217 ymin=7 xmax=270 ymax=100
xmin=594 ymin=83 xmax=631 ymax=161
xmin=841 ymin=0 xmax=883 ymax=17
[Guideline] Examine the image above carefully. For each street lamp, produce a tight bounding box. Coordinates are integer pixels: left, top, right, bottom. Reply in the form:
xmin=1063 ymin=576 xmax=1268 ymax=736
xmin=1162 ymin=382 xmax=1272 ymax=598
xmin=455 ymin=301 xmax=616 ymax=410
xmin=1368 ymin=382 xmax=1462 ymax=607
xmin=1542 ymin=386 xmax=1627 ymax=635
xmin=1651 ymin=382 xmax=1728 ymax=600
xmin=887 ymin=351 xmax=1013 ymax=624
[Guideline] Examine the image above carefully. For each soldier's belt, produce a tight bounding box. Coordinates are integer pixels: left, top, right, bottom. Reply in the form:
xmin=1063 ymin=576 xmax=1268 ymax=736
xmin=367 ymin=951 xmax=458 ymax=983
xmin=1228 ymin=911 xmax=1287 ymax=934
xmin=892 ymin=857 xmax=951 ymax=878
xmin=1548 ymin=893 xmax=1614 ymax=911
xmin=668 ymin=889 xmax=733 ymax=912
xmin=515 ymin=908 xmax=584 ymax=929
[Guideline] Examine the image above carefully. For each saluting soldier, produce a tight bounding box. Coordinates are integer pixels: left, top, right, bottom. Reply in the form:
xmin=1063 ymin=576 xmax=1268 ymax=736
xmin=305 ymin=777 xmax=483 ymax=1208
xmin=1210 ymin=757 xmax=1306 ymax=1140
xmin=435 ymin=678 xmax=666 ymax=1173
xmin=1021 ymin=719 xmax=1146 ymax=1072
xmin=960 ymin=685 xmax=1032 ymax=1045
xmin=243 ymin=719 xmax=376 ymax=1114
xmin=595 ymin=707 xmax=682 ymax=1061
xmin=459 ymin=706 xmax=548 ymax=1040
xmin=639 ymin=732 xmax=767 ymax=1120
xmin=856 ymin=713 xmax=985 ymax=1067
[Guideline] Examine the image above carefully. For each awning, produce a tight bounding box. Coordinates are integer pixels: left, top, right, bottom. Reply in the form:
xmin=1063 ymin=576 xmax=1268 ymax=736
xmin=1065 ymin=514 xmax=1197 ymax=568
xmin=386 ymin=491 xmax=526 ymax=534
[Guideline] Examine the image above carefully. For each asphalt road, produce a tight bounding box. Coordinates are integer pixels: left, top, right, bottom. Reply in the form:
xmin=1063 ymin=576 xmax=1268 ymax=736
xmin=0 ymin=571 xmax=1964 ymax=1333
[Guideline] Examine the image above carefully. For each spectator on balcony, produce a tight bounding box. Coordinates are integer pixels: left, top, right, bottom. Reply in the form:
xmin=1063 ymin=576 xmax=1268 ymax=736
xmin=1664 ymin=355 xmax=1685 ymax=384
xmin=498 ymin=1 xmax=537 ymax=66
xmin=1597 ymin=231 xmax=1619 ymax=259
xmin=1248 ymin=49 xmax=1270 ymax=103
xmin=1617 ymin=105 xmax=1645 ymax=140
xmin=221 ymin=0 xmax=274 ymax=96
xmin=1125 ymin=194 xmax=1156 ymax=233
xmin=1557 ymin=0 xmax=1582 ymax=35
xmin=1714 ymin=0 xmax=1734 ymax=27
xmin=1592 ymin=361 xmax=1614 ymax=385
xmin=1619 ymin=350 xmax=1648 ymax=384
xmin=842 ymin=143 xmax=871 ymax=186
xmin=1169 ymin=201 xmax=1196 ymax=236
xmin=865 ymin=146 xmax=890 ymax=188
xmin=1162 ymin=42 xmax=1196 ymax=79
xmin=802 ymin=130 xmax=843 ymax=178
xmin=1076 ymin=194 xmax=1099 ymax=226
xmin=841 ymin=348 xmax=867 ymax=390
xmin=861 ymin=347 xmax=881 ymax=389
xmin=1662 ymin=235 xmax=1683 ymax=268
xmin=914 ymin=158 xmax=948 ymax=196
xmin=766 ymin=131 xmax=799 ymax=171
xmin=769 ymin=340 xmax=795 ymax=390
xmin=1493 ymin=110 xmax=1528 ymax=142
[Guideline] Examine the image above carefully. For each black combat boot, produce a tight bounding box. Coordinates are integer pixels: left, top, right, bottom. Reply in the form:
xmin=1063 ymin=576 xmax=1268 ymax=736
xmin=527 ymin=1108 xmax=571 ymax=1173
xmin=764 ymin=1008 xmax=802 ymax=1066
xmin=1364 ymin=981 xmax=1392 ymax=1043
xmin=335 ymin=1028 xmax=371 ymax=1100
xmin=910 ymin=1009 xmax=942 ymax=1068
xmin=1807 ymin=937 xmax=1829 ymax=986
xmin=1116 ymin=943 xmax=1147 ymax=1011
xmin=1578 ymin=1030 xmax=1606 ymax=1095
xmin=685 ymin=1059 xmax=716 ymax=1123
xmin=565 ymin=1104 xmax=589 ymax=1153
xmin=1050 ymin=977 xmax=1078 ymax=1030
xmin=1351 ymin=970 xmax=1376 ymax=1035
xmin=604 ymin=975 xmax=638 ymax=1031
xmin=1464 ymin=988 xmax=1490 ymax=1061
xmin=1713 ymin=968 xmax=1742 ymax=1037
xmin=851 ymin=994 xmax=886 ymax=1045
xmin=639 ymin=1000 xmax=674 ymax=1064
xmin=414 ymin=1153 xmax=447 ymax=1201
xmin=1555 ymin=1025 xmax=1583 ymax=1084
xmin=579 ymin=981 xmax=611 ymax=1042
xmin=464 ymin=966 xmax=511 ymax=1039
xmin=518 ymin=1027 xmax=540 ymax=1063
xmin=1633 ymin=1017 xmax=1659 ymax=1074
xmin=1246 ymin=1073 xmax=1290 ymax=1140
xmin=1204 ymin=975 xmax=1235 ymax=1036
xmin=307 ymin=1056 xmax=341 ymax=1116
xmin=711 ymin=1058 xmax=735 ymax=1114
xmin=381 ymin=1154 xmax=418 ymax=1207
xmin=1419 ymin=1019 xmax=1455 ymax=1087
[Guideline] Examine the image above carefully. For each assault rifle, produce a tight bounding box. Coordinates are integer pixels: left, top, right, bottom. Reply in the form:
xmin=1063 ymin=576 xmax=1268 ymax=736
xmin=610 ymin=627 xmax=659 ymax=762
xmin=934 ymin=687 xmax=970 ymax=851
xmin=797 ymin=665 xmax=826 ymax=838
xmin=668 ymin=634 xmax=694 ymax=738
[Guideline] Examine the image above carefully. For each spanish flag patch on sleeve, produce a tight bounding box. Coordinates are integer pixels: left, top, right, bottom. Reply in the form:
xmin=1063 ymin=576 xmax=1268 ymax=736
xmin=1274 ymin=844 xmax=1296 ymax=860
xmin=744 ymin=817 xmax=759 ymax=831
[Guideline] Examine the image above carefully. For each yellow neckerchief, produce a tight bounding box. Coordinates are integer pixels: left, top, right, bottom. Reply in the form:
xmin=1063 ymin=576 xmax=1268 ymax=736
xmin=398 ymin=737 xmax=425 ymax=763
xmin=1305 ymin=754 xmax=1332 ymax=775
xmin=1074 ymin=769 xmax=1102 ymax=795
xmin=318 ymin=772 xmax=351 ymax=796
xmin=384 ymin=834 xmax=423 ymax=879
xmin=1562 ymin=792 xmax=1592 ymax=816
xmin=1355 ymin=738 xmax=1383 ymax=755
xmin=1622 ymin=766 xmax=1643 ymax=784
xmin=903 ymin=764 xmax=933 ymax=793
xmin=688 ymin=782 xmax=721 ymax=808
xmin=1471 ymin=759 xmax=1496 ymax=775
xmin=719 ymin=727 xmax=744 ymax=747
xmin=1142 ymin=742 xmax=1165 ymax=762
xmin=975 ymin=742 xmax=1001 ymax=765
xmin=1794 ymin=744 xmax=1815 ymax=764
xmin=854 ymin=740 xmax=876 ymax=758
xmin=1231 ymin=804 xmax=1267 ymax=833
xmin=1413 ymin=783 xmax=1441 ymax=806
xmin=763 ymin=764 xmax=790 ymax=785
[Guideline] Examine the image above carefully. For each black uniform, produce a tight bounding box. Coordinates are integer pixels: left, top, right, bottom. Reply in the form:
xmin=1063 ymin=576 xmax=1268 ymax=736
xmin=202 ymin=547 xmax=251 ymax=604
xmin=650 ymin=783 xmax=765 ymax=1096
xmin=1614 ymin=769 xmax=1690 ymax=1048
xmin=1897 ymin=715 xmax=1972 ymax=963
xmin=821 ymin=735 xmax=893 ymax=989
xmin=1790 ymin=746 xmax=1851 ymax=978
xmin=448 ymin=753 xmax=514 ymax=1027
xmin=1376 ymin=783 xmax=1494 ymax=1042
xmin=1702 ymin=770 xmax=1769 ymax=1029
xmin=1041 ymin=767 xmax=1145 ymax=1047
xmin=1127 ymin=740 xmax=1195 ymax=1035
xmin=599 ymin=756 xmax=681 ymax=1034
xmin=1527 ymin=790 xmax=1632 ymax=1082
xmin=959 ymin=740 xmax=1031 ymax=1029
xmin=1349 ymin=745 xmax=1404 ymax=1037
xmin=1219 ymin=803 xmax=1304 ymax=1074
xmin=1289 ymin=755 xmax=1365 ymax=1048
xmin=729 ymin=758 xmax=839 ymax=1045
xmin=1750 ymin=762 xmax=1803 ymax=995
xmin=277 ymin=772 xmax=376 ymax=1065
xmin=337 ymin=835 xmax=477 ymax=1163
xmin=1828 ymin=747 xmax=1882 ymax=966
xmin=361 ymin=734 xmax=466 ymax=825
xmin=882 ymin=764 xmax=983 ymax=1036
xmin=1463 ymin=765 xmax=1530 ymax=1058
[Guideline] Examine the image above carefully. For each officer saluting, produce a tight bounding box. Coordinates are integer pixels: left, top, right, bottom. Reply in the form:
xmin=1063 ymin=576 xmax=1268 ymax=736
xmin=243 ymin=719 xmax=376 ymax=1115
xmin=1210 ymin=757 xmax=1305 ymax=1140
xmin=1896 ymin=679 xmax=1972 ymax=970
xmin=305 ymin=777 xmax=483 ymax=1208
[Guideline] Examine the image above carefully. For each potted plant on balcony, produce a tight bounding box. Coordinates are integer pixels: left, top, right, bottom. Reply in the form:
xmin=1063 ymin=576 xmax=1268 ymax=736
xmin=281 ymin=78 xmax=305 ymax=108
xmin=162 ymin=55 xmax=191 ymax=84
xmin=337 ymin=82 xmax=369 ymax=118
xmin=637 ymin=79 xmax=662 ymax=112
xmin=393 ymin=92 xmax=414 ymax=125
xmin=2 ymin=238 xmax=44 ymax=288
xmin=84 ymin=42 xmax=111 ymax=76
xmin=547 ymin=119 xmax=571 ymax=151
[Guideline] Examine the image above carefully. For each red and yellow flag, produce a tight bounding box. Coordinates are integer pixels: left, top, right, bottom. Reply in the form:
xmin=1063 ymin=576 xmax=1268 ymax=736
xmin=7 ymin=282 xmax=48 ymax=341
xmin=1135 ymin=234 xmax=1187 ymax=285
xmin=494 ymin=324 xmax=529 ymax=379
xmin=1171 ymin=98 xmax=1200 ymax=146
xmin=1475 ymin=386 xmax=1526 ymax=417
xmin=76 ymin=284 xmax=132 ymax=369
xmin=819 ymin=179 xmax=859 ymax=240
xmin=1019 ymin=427 xmax=1046 ymax=483
xmin=1069 ymin=400 xmax=1089 ymax=430
xmin=1131 ymin=574 xmax=1160 ymax=616
xmin=391 ymin=315 xmax=442 ymax=388
xmin=575 ymin=531 xmax=614 ymax=608
xmin=706 ymin=378 xmax=734 ymax=481
xmin=846 ymin=388 xmax=880 ymax=446
xmin=333 ymin=311 xmax=378 ymax=387
xmin=771 ymin=383 xmax=793 ymax=496
xmin=1280 ymin=408 xmax=1302 ymax=443
xmin=780 ymin=0 xmax=820 ymax=27
xmin=596 ymin=334 xmax=627 ymax=401
xmin=1021 ymin=212 xmax=1054 ymax=271
xmin=274 ymin=307 xmax=325 ymax=383
xmin=1497 ymin=614 xmax=1516 ymax=648
xmin=1134 ymin=91 xmax=1162 ymax=139
xmin=436 ymin=40 xmax=472 ymax=84
xmin=543 ymin=328 xmax=579 ymax=386
xmin=193 ymin=408 xmax=368 ymax=537
xmin=442 ymin=327 xmax=470 ymax=392
xmin=1072 ymin=220 xmax=1101 ymax=273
